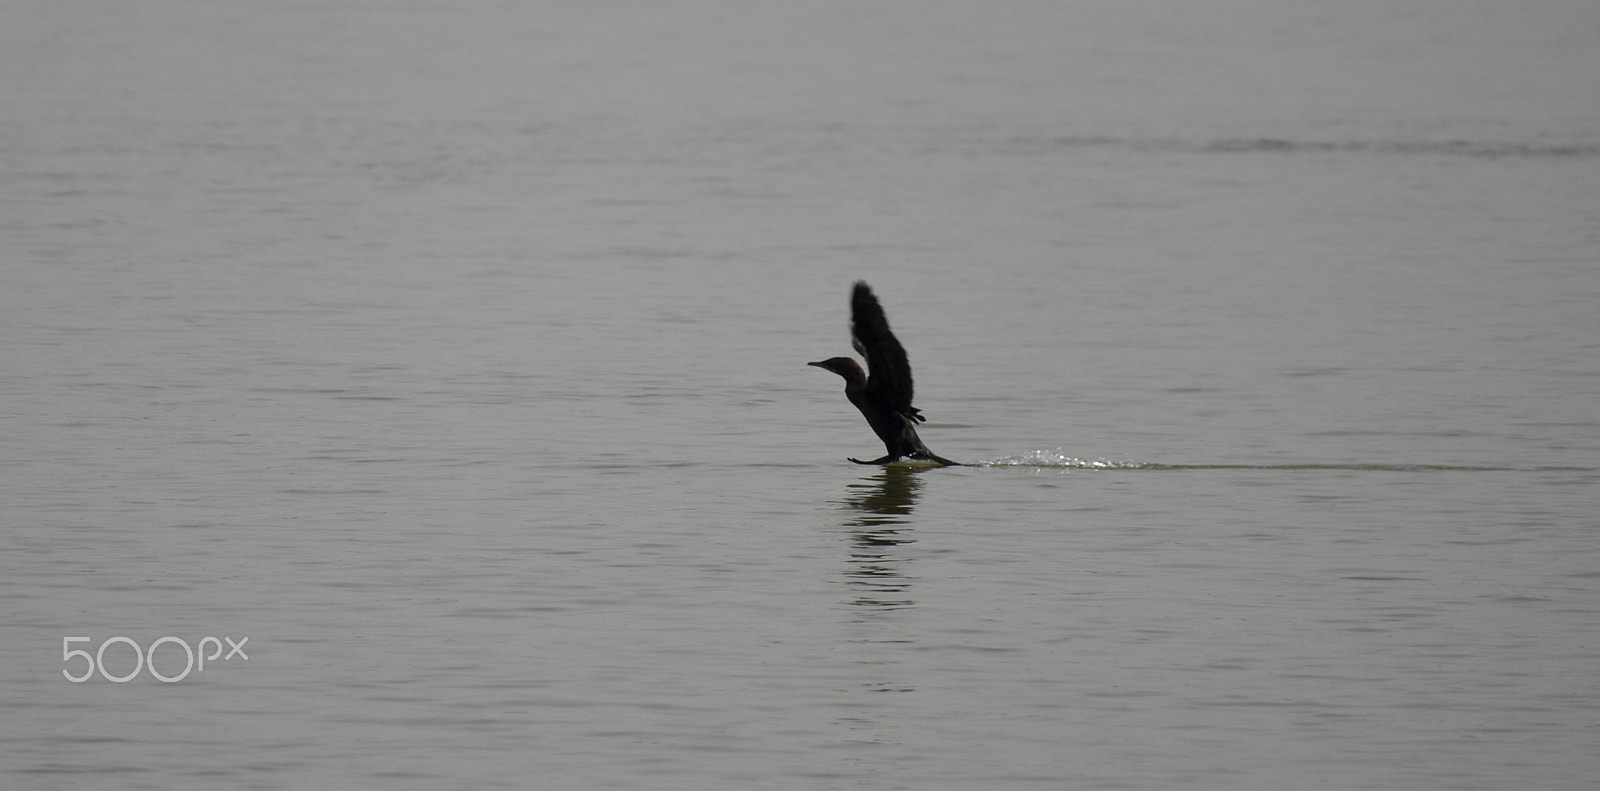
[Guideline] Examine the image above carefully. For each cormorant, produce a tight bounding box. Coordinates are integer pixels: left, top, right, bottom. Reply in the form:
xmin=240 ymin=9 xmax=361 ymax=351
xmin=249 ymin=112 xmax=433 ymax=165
xmin=809 ymin=282 xmax=960 ymax=466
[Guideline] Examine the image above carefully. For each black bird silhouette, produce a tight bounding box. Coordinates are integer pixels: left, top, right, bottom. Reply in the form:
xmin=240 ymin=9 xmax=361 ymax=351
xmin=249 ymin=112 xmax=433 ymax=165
xmin=809 ymin=282 xmax=960 ymax=466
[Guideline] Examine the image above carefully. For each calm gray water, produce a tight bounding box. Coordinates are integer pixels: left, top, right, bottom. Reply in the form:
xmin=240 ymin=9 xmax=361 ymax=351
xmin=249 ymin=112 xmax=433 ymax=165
xmin=4 ymin=1 xmax=1599 ymax=788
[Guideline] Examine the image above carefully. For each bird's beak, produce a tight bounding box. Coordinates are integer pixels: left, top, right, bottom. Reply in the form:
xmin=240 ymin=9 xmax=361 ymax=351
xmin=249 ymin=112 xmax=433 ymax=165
xmin=807 ymin=360 xmax=825 ymax=368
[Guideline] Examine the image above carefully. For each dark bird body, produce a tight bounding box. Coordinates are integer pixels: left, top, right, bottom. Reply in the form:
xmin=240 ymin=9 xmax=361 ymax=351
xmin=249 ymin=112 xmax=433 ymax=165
xmin=809 ymin=282 xmax=959 ymax=466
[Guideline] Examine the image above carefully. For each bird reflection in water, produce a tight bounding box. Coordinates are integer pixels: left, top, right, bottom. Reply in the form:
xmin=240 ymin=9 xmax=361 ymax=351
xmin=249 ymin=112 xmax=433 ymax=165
xmin=839 ymin=464 xmax=924 ymax=610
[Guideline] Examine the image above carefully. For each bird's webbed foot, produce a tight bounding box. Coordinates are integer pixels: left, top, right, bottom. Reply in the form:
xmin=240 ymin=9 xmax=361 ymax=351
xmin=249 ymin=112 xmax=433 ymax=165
xmin=848 ymin=454 xmax=900 ymax=465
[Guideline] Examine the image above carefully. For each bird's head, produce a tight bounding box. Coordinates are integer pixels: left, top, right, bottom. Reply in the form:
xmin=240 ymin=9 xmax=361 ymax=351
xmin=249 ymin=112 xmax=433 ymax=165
xmin=808 ymin=357 xmax=867 ymax=385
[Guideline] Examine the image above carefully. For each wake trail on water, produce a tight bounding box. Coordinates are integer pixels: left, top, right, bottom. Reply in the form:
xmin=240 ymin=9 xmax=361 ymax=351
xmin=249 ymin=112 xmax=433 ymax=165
xmin=972 ymin=449 xmax=1590 ymax=473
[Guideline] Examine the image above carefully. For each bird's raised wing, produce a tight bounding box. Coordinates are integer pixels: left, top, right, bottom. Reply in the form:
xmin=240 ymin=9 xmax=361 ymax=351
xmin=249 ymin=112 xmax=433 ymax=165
xmin=849 ymin=281 xmax=921 ymax=420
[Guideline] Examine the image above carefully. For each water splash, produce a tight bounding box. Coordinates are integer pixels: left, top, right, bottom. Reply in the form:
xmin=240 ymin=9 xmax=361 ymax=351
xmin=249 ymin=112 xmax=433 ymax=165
xmin=972 ymin=449 xmax=1580 ymax=473
xmin=976 ymin=449 xmax=1144 ymax=469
